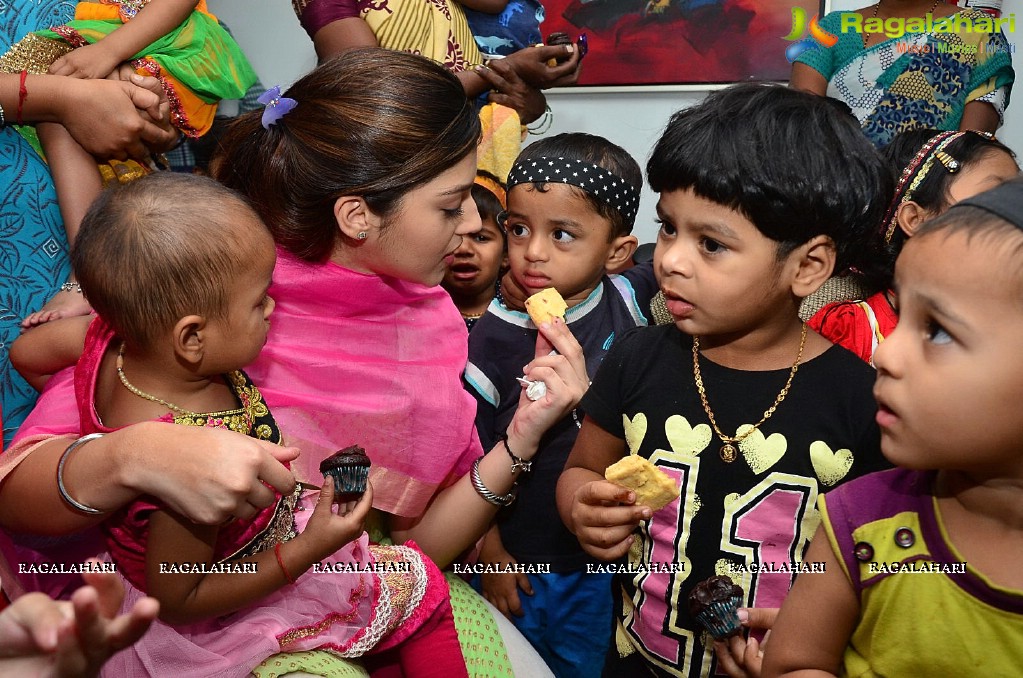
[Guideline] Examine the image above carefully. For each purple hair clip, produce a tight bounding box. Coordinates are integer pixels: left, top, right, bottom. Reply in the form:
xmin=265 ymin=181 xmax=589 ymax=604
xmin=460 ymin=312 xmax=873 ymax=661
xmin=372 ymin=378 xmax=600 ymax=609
xmin=258 ymin=86 xmax=297 ymax=130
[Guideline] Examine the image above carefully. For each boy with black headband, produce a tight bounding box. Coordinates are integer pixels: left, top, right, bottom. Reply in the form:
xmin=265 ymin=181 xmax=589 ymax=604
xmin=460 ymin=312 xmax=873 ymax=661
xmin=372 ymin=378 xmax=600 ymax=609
xmin=556 ymin=84 xmax=890 ymax=678
xmin=463 ymin=132 xmax=656 ymax=678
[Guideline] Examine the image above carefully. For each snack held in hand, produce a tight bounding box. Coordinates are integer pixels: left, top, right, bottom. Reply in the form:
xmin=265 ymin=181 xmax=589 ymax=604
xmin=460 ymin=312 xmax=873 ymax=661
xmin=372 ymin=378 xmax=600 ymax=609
xmin=687 ymin=576 xmax=745 ymax=640
xmin=604 ymin=455 xmax=680 ymax=510
xmin=525 ymin=287 xmax=567 ymax=326
xmin=319 ymin=445 xmax=371 ymax=501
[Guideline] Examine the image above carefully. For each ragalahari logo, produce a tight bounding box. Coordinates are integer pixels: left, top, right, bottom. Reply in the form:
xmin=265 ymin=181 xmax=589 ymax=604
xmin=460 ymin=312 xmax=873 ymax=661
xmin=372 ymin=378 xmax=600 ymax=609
xmin=783 ymin=6 xmax=838 ymax=62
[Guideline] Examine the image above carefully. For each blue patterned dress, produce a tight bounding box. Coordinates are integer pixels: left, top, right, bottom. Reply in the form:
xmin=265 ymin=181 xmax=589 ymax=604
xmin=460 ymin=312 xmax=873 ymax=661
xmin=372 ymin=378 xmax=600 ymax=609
xmin=0 ymin=1 xmax=74 ymax=445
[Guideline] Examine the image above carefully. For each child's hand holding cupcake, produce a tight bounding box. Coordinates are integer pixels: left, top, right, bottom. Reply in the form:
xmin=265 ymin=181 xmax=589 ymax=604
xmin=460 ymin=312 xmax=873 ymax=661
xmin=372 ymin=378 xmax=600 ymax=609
xmin=301 ymin=478 xmax=375 ymax=561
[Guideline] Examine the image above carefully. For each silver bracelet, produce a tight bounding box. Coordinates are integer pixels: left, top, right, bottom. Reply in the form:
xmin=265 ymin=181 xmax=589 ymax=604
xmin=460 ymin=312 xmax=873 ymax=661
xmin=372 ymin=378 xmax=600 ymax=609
xmin=60 ymin=282 xmax=83 ymax=294
xmin=470 ymin=457 xmax=516 ymax=506
xmin=57 ymin=433 xmax=107 ymax=515
xmin=0 ymin=100 xmax=5 ymax=128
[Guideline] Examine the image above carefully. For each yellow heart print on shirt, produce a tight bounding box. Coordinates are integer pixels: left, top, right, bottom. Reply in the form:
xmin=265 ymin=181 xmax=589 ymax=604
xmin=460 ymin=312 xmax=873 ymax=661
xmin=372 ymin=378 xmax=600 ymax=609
xmin=809 ymin=441 xmax=853 ymax=486
xmin=738 ymin=425 xmax=787 ymax=474
xmin=622 ymin=413 xmax=713 ymax=459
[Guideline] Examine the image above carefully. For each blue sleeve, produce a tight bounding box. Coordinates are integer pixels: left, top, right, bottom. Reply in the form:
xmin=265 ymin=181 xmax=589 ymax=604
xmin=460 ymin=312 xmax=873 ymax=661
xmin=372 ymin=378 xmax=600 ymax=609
xmin=620 ymin=260 xmax=658 ymax=323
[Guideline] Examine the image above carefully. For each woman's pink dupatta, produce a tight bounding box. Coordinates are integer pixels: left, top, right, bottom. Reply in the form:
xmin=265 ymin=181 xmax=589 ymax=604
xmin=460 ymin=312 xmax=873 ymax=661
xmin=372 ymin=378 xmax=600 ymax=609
xmin=240 ymin=249 xmax=481 ymax=518
xmin=1 ymin=249 xmax=482 ymax=597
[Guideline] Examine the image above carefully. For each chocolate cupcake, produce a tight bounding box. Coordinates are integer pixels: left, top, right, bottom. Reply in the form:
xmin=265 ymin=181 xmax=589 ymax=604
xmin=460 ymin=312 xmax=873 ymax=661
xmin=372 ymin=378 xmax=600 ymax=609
xmin=687 ymin=576 xmax=744 ymax=640
xmin=319 ymin=445 xmax=371 ymax=501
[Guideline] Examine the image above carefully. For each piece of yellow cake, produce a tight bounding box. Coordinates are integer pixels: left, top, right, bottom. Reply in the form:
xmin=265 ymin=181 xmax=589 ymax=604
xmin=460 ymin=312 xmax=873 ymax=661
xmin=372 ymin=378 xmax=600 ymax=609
xmin=525 ymin=287 xmax=567 ymax=326
xmin=604 ymin=455 xmax=680 ymax=511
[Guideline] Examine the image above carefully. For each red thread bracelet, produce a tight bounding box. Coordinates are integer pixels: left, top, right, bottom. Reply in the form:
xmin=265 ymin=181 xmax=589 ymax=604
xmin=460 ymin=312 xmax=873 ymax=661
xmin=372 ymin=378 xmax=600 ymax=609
xmin=16 ymin=70 xmax=27 ymax=126
xmin=274 ymin=543 xmax=296 ymax=584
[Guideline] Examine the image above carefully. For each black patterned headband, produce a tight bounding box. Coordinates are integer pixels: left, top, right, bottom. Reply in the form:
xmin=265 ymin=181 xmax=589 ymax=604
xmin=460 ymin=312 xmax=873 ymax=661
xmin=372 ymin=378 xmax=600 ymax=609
xmin=950 ymin=177 xmax=1023 ymax=230
xmin=507 ymin=157 xmax=641 ymax=228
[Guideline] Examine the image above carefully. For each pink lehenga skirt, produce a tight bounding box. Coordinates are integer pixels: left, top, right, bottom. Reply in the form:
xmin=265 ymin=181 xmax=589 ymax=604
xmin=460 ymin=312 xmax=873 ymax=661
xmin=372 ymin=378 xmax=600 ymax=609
xmin=101 ymin=496 xmax=448 ymax=678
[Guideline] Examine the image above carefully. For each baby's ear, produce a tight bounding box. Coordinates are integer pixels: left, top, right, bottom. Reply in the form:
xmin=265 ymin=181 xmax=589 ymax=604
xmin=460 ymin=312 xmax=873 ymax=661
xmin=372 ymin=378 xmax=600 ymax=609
xmin=790 ymin=235 xmax=836 ymax=298
xmin=605 ymin=235 xmax=639 ymax=273
xmin=172 ymin=315 xmax=206 ymax=365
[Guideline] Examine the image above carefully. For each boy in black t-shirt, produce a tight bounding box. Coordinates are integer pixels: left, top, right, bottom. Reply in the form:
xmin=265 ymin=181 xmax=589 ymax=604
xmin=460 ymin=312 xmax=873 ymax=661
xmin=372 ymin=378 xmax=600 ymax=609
xmin=556 ymin=84 xmax=893 ymax=678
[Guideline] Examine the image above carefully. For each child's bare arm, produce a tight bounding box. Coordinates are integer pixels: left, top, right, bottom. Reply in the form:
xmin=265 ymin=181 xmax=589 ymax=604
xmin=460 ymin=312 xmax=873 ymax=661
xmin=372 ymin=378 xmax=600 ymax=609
xmin=477 ymin=525 xmax=532 ymax=620
xmin=556 ymin=418 xmax=650 ymax=561
xmin=458 ymin=0 xmax=510 ymax=14
xmin=146 ymin=480 xmax=370 ymax=625
xmin=761 ymin=526 xmax=859 ymax=678
xmin=10 ymin=315 xmax=92 ymax=391
xmin=50 ymin=0 xmax=199 ymax=79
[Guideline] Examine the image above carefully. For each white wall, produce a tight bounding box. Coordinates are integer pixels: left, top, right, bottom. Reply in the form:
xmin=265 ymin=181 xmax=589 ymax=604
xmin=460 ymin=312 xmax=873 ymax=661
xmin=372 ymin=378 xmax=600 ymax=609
xmin=209 ymin=0 xmax=1022 ymax=245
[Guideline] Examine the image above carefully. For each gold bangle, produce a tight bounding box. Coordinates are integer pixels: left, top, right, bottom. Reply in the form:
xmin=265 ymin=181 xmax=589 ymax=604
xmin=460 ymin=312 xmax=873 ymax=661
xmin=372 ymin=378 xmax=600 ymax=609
xmin=56 ymin=434 xmax=107 ymax=515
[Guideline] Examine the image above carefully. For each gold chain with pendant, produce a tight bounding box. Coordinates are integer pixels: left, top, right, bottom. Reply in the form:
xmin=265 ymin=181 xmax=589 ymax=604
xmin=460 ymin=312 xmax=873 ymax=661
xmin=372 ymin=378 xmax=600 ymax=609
xmin=692 ymin=323 xmax=808 ymax=463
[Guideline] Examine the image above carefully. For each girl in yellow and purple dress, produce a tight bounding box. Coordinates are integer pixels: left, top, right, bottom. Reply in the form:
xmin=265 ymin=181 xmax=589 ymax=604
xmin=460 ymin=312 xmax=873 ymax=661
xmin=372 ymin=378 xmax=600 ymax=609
xmin=0 ymin=0 xmax=257 ymax=328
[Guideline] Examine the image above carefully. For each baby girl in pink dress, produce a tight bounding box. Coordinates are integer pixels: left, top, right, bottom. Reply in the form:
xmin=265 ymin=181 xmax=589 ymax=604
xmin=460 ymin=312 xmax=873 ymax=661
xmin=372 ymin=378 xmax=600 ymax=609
xmin=18 ymin=172 xmax=465 ymax=677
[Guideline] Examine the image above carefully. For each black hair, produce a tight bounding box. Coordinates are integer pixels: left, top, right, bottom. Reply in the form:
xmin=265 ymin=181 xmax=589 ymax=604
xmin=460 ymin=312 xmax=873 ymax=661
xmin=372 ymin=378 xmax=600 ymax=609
xmin=853 ymin=129 xmax=1018 ymax=295
xmin=515 ymin=132 xmax=643 ymax=239
xmin=647 ymin=83 xmax=892 ymax=272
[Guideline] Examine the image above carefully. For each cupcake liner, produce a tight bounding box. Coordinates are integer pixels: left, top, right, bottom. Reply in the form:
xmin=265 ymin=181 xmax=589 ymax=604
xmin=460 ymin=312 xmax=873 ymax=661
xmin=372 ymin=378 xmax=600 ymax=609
xmin=693 ymin=596 xmax=742 ymax=640
xmin=324 ymin=463 xmax=370 ymax=500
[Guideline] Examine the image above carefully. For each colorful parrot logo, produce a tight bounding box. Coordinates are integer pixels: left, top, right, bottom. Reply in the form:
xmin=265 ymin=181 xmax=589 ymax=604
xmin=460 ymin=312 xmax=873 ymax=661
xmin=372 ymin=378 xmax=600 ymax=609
xmin=783 ymin=6 xmax=838 ymax=62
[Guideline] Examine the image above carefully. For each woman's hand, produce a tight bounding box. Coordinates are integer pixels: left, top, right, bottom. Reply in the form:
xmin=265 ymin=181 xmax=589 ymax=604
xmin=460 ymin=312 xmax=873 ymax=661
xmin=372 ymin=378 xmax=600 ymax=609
xmin=58 ymin=76 xmax=175 ymax=159
xmin=301 ymin=480 xmax=373 ymax=560
xmin=0 ymin=568 xmax=158 ymax=678
xmin=108 ymin=66 xmax=180 ymax=153
xmin=125 ymin=424 xmax=301 ymax=524
xmin=500 ymin=44 xmax=582 ymax=90
xmin=475 ymin=60 xmax=548 ymax=124
xmin=507 ymin=318 xmax=589 ymax=453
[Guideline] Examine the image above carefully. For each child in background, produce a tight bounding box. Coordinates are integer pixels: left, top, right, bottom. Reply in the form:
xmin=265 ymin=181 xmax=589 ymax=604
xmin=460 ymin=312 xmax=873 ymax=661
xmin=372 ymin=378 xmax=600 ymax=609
xmin=463 ymin=0 xmax=544 ymax=58
xmin=763 ymin=178 xmax=1023 ymax=677
xmin=443 ymin=171 xmax=509 ymax=332
xmin=12 ymin=173 xmax=465 ymax=677
xmin=1 ymin=0 xmax=256 ymax=327
xmin=810 ymin=129 xmax=1019 ymax=364
xmin=464 ymin=132 xmax=657 ymax=678
xmin=556 ymin=84 xmax=892 ymax=678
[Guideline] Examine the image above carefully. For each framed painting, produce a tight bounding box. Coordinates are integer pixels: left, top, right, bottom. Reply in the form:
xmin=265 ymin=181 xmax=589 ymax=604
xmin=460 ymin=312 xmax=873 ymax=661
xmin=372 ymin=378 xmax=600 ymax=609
xmin=541 ymin=0 xmax=830 ymax=89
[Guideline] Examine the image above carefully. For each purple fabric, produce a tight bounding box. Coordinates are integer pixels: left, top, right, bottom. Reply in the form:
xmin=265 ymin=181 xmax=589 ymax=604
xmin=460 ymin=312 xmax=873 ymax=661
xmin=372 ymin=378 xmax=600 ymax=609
xmin=823 ymin=468 xmax=1023 ymax=614
xmin=296 ymin=0 xmax=364 ymax=37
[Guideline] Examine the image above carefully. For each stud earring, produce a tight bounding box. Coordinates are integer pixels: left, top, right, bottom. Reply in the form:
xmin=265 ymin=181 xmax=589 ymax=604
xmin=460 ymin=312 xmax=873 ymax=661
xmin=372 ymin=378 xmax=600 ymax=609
xmin=357 ymin=231 xmax=368 ymax=240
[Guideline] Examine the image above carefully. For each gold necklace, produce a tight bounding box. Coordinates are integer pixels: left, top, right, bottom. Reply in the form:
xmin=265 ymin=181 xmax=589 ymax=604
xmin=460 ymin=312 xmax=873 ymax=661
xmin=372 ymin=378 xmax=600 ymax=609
xmin=692 ymin=323 xmax=808 ymax=463
xmin=864 ymin=0 xmax=941 ymax=50
xmin=116 ymin=343 xmax=200 ymax=416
